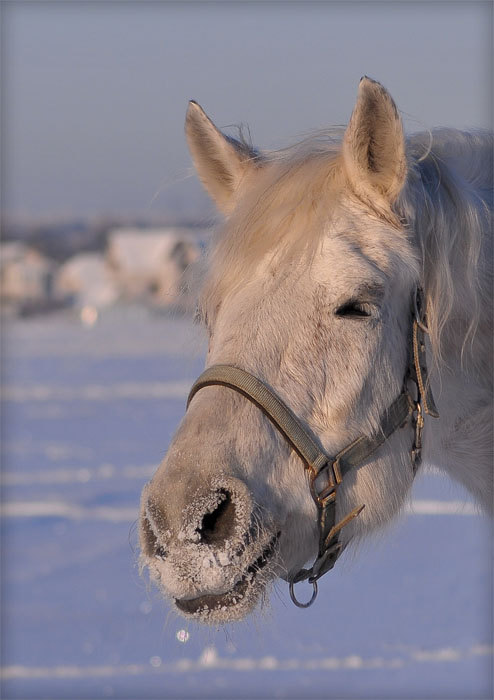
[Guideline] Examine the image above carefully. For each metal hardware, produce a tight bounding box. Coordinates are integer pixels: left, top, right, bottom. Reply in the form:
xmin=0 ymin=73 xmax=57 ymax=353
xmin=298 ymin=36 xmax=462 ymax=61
xmin=411 ymin=398 xmax=424 ymax=470
xmin=289 ymin=579 xmax=318 ymax=608
xmin=310 ymin=460 xmax=340 ymax=504
xmin=414 ymin=287 xmax=430 ymax=333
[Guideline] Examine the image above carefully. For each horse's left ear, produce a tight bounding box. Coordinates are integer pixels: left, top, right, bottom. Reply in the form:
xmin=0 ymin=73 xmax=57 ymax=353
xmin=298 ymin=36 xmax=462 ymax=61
xmin=342 ymin=77 xmax=407 ymax=206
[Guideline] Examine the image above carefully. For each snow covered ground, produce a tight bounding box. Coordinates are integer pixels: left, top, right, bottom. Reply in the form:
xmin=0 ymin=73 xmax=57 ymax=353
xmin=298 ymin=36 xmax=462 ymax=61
xmin=1 ymin=308 xmax=492 ymax=699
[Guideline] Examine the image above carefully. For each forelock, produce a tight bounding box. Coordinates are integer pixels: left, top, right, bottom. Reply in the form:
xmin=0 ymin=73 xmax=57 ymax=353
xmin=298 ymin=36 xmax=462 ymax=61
xmin=200 ymin=133 xmax=346 ymax=318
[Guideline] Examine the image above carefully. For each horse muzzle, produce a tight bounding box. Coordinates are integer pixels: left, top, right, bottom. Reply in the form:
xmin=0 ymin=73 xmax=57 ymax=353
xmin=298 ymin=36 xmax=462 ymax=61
xmin=138 ymin=476 xmax=282 ymax=623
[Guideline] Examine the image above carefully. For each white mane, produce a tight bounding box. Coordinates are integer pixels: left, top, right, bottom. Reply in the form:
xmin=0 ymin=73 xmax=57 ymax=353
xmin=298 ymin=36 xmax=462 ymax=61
xmin=400 ymin=129 xmax=493 ymax=367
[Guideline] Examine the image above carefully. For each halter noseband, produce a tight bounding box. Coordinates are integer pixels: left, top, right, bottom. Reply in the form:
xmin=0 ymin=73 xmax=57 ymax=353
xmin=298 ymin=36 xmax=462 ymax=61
xmin=186 ymin=288 xmax=439 ymax=608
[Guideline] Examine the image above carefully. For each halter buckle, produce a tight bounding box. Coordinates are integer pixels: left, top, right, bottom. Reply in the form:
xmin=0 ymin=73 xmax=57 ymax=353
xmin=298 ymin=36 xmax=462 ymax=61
xmin=309 ymin=459 xmax=343 ymax=506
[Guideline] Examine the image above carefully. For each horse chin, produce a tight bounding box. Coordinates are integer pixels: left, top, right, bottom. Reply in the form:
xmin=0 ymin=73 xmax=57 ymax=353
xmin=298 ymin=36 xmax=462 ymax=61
xmin=172 ymin=531 xmax=281 ymax=624
xmin=173 ymin=573 xmax=263 ymax=623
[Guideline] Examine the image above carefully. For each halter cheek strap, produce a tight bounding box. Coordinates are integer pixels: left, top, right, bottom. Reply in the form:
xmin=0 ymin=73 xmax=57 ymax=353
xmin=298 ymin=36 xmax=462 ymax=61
xmin=186 ymin=288 xmax=438 ymax=608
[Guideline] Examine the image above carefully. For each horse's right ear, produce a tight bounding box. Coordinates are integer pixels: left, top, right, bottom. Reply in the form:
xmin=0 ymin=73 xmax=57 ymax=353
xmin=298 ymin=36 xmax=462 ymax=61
xmin=342 ymin=77 xmax=406 ymax=209
xmin=185 ymin=101 xmax=259 ymax=215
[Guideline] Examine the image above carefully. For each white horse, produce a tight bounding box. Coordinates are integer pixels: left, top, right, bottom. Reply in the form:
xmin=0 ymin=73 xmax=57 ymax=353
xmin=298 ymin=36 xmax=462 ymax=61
xmin=139 ymin=78 xmax=493 ymax=624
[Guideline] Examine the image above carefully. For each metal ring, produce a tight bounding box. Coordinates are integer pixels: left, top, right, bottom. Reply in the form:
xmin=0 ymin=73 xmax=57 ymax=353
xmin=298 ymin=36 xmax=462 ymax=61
xmin=289 ymin=579 xmax=318 ymax=608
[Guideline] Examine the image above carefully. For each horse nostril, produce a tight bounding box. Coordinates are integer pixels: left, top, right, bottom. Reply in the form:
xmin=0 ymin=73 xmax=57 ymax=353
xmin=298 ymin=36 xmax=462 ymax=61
xmin=197 ymin=489 xmax=236 ymax=546
xmin=155 ymin=545 xmax=167 ymax=561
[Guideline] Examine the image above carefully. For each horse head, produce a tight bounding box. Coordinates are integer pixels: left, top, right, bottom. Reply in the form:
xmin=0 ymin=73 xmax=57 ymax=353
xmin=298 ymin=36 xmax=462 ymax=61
xmin=138 ymin=78 xmax=491 ymax=623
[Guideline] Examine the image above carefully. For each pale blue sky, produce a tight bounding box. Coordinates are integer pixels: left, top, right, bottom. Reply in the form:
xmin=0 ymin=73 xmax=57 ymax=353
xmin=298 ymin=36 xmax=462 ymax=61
xmin=3 ymin=1 xmax=492 ymax=218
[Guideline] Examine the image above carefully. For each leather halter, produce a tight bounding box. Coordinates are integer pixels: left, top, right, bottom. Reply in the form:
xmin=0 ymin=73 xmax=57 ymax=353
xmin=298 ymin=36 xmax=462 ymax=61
xmin=186 ymin=288 xmax=439 ymax=608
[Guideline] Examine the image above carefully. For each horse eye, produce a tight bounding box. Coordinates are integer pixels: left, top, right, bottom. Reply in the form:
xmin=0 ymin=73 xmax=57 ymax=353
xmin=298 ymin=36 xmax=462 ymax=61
xmin=335 ymin=301 xmax=372 ymax=318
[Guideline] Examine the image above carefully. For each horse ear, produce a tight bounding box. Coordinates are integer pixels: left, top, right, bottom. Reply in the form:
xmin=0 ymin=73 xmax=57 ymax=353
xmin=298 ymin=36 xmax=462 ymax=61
xmin=342 ymin=77 xmax=406 ymax=205
xmin=185 ymin=101 xmax=259 ymax=214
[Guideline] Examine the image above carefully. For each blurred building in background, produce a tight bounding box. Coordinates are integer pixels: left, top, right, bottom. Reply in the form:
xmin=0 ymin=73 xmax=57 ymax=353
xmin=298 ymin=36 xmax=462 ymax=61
xmin=107 ymin=227 xmax=201 ymax=311
xmin=0 ymin=224 xmax=206 ymax=319
xmin=54 ymin=252 xmax=119 ymax=311
xmin=0 ymin=241 xmax=56 ymax=316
